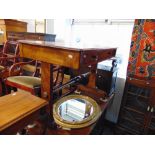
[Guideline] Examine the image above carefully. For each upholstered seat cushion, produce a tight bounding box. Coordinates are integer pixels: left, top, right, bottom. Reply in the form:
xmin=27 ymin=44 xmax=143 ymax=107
xmin=7 ymin=76 xmax=41 ymax=88
xmin=0 ymin=65 xmax=5 ymax=71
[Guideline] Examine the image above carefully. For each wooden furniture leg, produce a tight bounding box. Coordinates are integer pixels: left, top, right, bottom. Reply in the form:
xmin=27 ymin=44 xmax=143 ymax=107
xmin=41 ymin=62 xmax=55 ymax=130
xmin=87 ymin=65 xmax=97 ymax=88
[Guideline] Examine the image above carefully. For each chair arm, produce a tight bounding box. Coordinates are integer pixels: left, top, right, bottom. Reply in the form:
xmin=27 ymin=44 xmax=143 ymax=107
xmin=9 ymin=60 xmax=35 ymax=76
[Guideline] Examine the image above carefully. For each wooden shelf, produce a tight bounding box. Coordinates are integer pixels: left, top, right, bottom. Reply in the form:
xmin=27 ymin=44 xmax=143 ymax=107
xmin=127 ymin=91 xmax=149 ymax=99
xmin=123 ymin=106 xmax=145 ymax=115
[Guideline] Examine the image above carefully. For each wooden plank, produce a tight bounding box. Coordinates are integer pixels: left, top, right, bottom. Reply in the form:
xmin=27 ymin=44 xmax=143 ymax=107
xmin=0 ymin=91 xmax=47 ymax=131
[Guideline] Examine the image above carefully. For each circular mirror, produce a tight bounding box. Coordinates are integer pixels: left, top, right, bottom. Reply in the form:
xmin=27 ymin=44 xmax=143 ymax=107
xmin=53 ymin=95 xmax=101 ymax=129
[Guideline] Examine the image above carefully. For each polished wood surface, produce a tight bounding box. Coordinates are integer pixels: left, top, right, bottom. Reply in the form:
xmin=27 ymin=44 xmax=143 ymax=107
xmin=41 ymin=63 xmax=54 ymax=100
xmin=0 ymin=91 xmax=47 ymax=132
xmin=19 ymin=40 xmax=116 ymax=51
xmin=19 ymin=40 xmax=116 ymax=69
xmin=0 ymin=19 xmax=27 ymax=44
xmin=7 ymin=32 xmax=56 ymax=42
xmin=0 ymin=19 xmax=27 ymax=32
xmin=19 ymin=41 xmax=80 ymax=69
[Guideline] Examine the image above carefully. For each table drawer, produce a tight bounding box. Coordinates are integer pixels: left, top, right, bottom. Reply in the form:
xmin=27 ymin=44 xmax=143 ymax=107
xmin=80 ymin=49 xmax=116 ymax=67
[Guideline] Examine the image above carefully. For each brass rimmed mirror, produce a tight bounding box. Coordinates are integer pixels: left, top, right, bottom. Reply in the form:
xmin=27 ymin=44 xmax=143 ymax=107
xmin=53 ymin=94 xmax=101 ymax=129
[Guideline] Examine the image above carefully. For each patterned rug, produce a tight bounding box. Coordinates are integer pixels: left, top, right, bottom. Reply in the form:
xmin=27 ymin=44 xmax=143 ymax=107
xmin=127 ymin=19 xmax=155 ymax=79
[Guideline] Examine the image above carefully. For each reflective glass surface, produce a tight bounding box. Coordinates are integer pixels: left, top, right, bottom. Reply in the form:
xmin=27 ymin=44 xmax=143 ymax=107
xmin=58 ymin=98 xmax=94 ymax=122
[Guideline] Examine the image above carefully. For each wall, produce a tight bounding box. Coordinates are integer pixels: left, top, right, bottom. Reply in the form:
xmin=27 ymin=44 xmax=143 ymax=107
xmin=46 ymin=19 xmax=54 ymax=34
xmin=19 ymin=19 xmax=55 ymax=34
xmin=53 ymin=19 xmax=72 ymax=42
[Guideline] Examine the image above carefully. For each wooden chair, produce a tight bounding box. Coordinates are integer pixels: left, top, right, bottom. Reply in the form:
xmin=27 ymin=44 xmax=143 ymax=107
xmin=5 ymin=60 xmax=65 ymax=98
xmin=0 ymin=41 xmax=19 ymax=96
xmin=5 ymin=60 xmax=41 ymax=95
xmin=0 ymin=41 xmax=19 ymax=67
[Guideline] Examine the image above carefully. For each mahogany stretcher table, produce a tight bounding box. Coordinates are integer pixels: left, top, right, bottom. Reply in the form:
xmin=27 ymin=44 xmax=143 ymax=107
xmin=18 ymin=40 xmax=117 ymax=104
xmin=0 ymin=91 xmax=47 ymax=134
xmin=18 ymin=40 xmax=116 ymax=134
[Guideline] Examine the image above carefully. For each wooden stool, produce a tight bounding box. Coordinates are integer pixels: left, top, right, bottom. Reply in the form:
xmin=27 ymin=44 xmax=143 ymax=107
xmin=0 ymin=91 xmax=48 ymax=135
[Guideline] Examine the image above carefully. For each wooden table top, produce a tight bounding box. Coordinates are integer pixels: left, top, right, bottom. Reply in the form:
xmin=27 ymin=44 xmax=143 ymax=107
xmin=19 ymin=40 xmax=116 ymax=69
xmin=0 ymin=91 xmax=47 ymax=132
xmin=18 ymin=40 xmax=117 ymax=51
